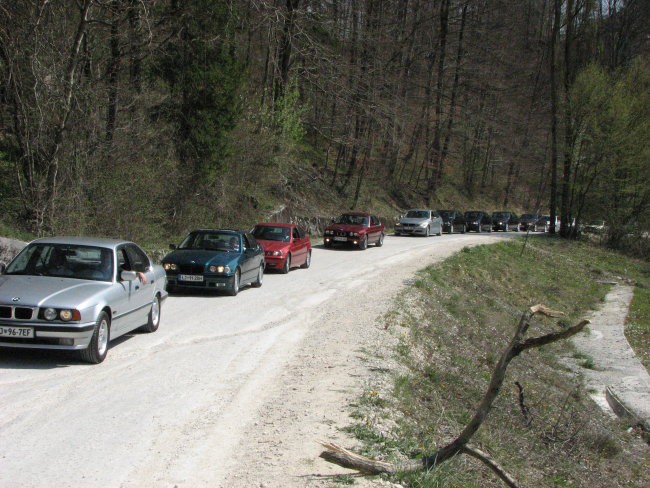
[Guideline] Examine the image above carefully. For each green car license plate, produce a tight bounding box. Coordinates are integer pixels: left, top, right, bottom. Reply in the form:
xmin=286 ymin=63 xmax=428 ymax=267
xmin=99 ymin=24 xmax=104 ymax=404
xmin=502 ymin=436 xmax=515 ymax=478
xmin=0 ymin=326 xmax=34 ymax=338
xmin=178 ymin=274 xmax=204 ymax=282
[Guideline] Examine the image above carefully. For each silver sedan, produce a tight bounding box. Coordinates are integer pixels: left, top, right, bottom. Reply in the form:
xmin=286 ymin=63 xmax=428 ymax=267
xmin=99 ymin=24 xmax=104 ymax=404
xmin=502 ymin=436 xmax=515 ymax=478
xmin=0 ymin=237 xmax=167 ymax=363
xmin=394 ymin=209 xmax=443 ymax=237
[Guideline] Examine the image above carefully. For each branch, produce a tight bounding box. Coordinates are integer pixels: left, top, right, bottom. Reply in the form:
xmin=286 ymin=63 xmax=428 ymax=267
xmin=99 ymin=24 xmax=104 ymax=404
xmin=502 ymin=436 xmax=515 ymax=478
xmin=460 ymin=445 xmax=520 ymax=488
xmin=318 ymin=441 xmax=416 ymax=475
xmin=319 ymin=305 xmax=589 ymax=487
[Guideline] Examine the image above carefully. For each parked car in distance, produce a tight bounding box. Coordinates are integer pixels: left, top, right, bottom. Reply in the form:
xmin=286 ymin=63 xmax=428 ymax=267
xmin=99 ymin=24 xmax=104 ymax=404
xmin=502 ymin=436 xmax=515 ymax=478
xmin=537 ymin=215 xmax=560 ymax=233
xmin=437 ymin=210 xmax=466 ymax=234
xmin=582 ymin=220 xmax=607 ymax=234
xmin=394 ymin=209 xmax=442 ymax=237
xmin=251 ymin=222 xmax=312 ymax=273
xmin=519 ymin=213 xmax=542 ymax=232
xmin=464 ymin=211 xmax=492 ymax=233
xmin=0 ymin=237 xmax=167 ymax=364
xmin=162 ymin=229 xmax=264 ymax=296
xmin=324 ymin=212 xmax=385 ymax=250
xmin=491 ymin=211 xmax=520 ymax=232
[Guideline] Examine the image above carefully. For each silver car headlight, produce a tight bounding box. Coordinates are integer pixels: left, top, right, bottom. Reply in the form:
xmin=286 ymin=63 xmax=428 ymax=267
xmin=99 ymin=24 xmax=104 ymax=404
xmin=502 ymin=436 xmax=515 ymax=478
xmin=419 ymin=222 xmax=428 ymax=227
xmin=42 ymin=308 xmax=80 ymax=322
xmin=59 ymin=309 xmax=74 ymax=322
xmin=43 ymin=308 xmax=58 ymax=321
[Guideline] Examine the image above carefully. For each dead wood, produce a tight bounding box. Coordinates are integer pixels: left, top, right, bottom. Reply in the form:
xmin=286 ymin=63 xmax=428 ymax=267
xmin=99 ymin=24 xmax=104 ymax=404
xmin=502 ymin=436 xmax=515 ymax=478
xmin=318 ymin=304 xmax=590 ymax=486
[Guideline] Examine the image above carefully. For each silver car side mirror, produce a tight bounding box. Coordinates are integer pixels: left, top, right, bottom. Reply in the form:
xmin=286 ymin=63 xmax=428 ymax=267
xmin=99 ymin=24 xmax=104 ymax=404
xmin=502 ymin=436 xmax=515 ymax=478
xmin=120 ymin=270 xmax=137 ymax=281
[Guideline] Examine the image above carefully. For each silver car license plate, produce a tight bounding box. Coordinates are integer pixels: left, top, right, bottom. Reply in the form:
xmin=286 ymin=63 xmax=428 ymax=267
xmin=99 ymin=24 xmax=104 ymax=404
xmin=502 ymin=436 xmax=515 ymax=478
xmin=0 ymin=326 xmax=34 ymax=338
xmin=178 ymin=274 xmax=204 ymax=282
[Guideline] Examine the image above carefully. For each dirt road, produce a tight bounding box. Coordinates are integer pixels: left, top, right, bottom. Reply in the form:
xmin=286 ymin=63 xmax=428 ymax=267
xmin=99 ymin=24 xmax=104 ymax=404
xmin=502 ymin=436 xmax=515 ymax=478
xmin=0 ymin=233 xmax=508 ymax=488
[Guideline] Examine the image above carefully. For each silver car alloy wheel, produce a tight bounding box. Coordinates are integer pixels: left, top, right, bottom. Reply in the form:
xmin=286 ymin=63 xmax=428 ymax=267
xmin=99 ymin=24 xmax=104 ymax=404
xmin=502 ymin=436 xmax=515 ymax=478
xmin=97 ymin=317 xmax=109 ymax=357
xmin=151 ymin=298 xmax=160 ymax=327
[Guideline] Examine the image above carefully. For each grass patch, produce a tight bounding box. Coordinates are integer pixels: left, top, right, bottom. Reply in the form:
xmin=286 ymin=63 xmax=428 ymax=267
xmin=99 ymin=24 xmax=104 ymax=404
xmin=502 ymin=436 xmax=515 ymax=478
xmin=627 ymin=285 xmax=650 ymax=371
xmin=347 ymin=236 xmax=650 ymax=487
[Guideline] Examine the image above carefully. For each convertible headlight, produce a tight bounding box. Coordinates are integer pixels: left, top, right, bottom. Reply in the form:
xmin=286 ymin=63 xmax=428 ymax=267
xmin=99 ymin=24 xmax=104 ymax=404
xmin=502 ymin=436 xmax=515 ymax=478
xmin=43 ymin=308 xmax=58 ymax=321
xmin=351 ymin=232 xmax=359 ymax=237
xmin=163 ymin=262 xmax=178 ymax=271
xmin=272 ymin=250 xmax=284 ymax=256
xmin=325 ymin=230 xmax=333 ymax=235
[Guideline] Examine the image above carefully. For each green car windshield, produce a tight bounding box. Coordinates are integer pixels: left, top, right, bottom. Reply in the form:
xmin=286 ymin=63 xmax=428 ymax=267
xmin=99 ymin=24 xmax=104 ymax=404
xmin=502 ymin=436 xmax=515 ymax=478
xmin=179 ymin=231 xmax=240 ymax=251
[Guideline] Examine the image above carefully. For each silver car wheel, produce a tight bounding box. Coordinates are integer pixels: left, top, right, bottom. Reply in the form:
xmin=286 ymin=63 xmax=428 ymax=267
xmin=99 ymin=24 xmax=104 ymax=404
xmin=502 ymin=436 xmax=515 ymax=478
xmin=81 ymin=311 xmax=110 ymax=364
xmin=97 ymin=318 xmax=109 ymax=356
xmin=142 ymin=296 xmax=161 ymax=333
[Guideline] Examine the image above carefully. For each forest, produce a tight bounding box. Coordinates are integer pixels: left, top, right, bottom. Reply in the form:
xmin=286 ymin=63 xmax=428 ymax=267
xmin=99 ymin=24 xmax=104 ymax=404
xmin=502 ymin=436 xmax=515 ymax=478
xmin=0 ymin=0 xmax=648 ymax=252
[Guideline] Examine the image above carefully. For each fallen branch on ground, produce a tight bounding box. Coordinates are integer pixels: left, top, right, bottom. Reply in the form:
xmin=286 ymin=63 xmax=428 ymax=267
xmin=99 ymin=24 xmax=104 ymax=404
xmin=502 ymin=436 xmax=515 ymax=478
xmin=318 ymin=304 xmax=590 ymax=487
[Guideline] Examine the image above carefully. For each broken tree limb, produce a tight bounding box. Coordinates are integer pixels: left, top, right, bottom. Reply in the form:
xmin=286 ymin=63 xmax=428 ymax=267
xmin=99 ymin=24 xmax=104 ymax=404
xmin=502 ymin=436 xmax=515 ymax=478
xmin=460 ymin=444 xmax=521 ymax=488
xmin=318 ymin=304 xmax=591 ymax=486
xmin=318 ymin=441 xmax=412 ymax=474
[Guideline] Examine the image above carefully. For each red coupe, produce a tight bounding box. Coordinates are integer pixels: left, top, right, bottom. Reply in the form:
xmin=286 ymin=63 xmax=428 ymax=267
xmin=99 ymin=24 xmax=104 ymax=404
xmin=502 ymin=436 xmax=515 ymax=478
xmin=323 ymin=212 xmax=385 ymax=250
xmin=251 ymin=222 xmax=312 ymax=273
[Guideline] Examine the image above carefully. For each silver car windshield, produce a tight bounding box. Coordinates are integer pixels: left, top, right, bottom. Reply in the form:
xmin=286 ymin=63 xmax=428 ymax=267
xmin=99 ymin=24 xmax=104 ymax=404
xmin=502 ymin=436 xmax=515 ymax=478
xmin=6 ymin=244 xmax=114 ymax=282
xmin=405 ymin=210 xmax=430 ymax=219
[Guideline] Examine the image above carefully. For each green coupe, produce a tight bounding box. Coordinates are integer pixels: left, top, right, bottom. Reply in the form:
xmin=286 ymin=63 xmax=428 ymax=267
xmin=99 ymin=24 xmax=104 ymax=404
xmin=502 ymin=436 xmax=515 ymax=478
xmin=162 ymin=229 xmax=264 ymax=296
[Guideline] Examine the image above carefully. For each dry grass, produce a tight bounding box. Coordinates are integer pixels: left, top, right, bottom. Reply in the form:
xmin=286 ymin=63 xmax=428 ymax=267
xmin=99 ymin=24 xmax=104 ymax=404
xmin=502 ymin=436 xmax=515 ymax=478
xmin=348 ymin=237 xmax=650 ymax=487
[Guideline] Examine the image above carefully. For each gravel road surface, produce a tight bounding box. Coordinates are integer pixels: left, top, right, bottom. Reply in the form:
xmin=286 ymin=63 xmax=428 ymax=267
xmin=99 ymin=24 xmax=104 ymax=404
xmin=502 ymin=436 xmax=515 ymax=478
xmin=0 ymin=233 xmax=508 ymax=488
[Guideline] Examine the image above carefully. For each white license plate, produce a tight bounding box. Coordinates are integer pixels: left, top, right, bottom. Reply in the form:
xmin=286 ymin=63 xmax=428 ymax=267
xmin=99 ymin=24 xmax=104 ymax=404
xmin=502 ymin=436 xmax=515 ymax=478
xmin=0 ymin=326 xmax=34 ymax=338
xmin=178 ymin=274 xmax=204 ymax=282
xmin=333 ymin=236 xmax=348 ymax=242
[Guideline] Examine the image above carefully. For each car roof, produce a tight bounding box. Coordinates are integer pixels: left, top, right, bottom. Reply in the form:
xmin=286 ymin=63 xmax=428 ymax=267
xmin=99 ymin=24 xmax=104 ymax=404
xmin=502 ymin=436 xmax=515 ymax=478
xmin=188 ymin=228 xmax=242 ymax=234
xmin=255 ymin=222 xmax=294 ymax=228
xmin=30 ymin=236 xmax=132 ymax=249
xmin=340 ymin=211 xmax=371 ymax=216
xmin=406 ymin=208 xmax=431 ymax=212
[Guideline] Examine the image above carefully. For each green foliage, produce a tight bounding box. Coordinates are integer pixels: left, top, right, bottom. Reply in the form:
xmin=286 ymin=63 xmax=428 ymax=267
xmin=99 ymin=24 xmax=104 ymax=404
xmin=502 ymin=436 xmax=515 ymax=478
xmin=627 ymin=285 xmax=650 ymax=371
xmin=152 ymin=0 xmax=243 ymax=181
xmin=570 ymin=60 xmax=650 ymax=246
xmin=273 ymin=78 xmax=308 ymax=144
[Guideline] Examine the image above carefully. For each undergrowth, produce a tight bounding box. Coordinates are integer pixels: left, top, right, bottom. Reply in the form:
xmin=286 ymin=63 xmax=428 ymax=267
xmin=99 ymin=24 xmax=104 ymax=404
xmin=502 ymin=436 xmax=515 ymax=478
xmin=346 ymin=236 xmax=650 ymax=488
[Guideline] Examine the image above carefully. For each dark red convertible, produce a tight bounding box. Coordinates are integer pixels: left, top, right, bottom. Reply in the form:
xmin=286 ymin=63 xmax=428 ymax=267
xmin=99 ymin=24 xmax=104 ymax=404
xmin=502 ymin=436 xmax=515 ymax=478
xmin=252 ymin=222 xmax=312 ymax=273
xmin=323 ymin=212 xmax=385 ymax=250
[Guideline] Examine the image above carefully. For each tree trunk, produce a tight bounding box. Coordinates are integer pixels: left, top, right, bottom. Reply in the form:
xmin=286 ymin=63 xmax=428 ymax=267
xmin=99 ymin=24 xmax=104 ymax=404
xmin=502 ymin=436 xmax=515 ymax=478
xmin=549 ymin=0 xmax=561 ymax=235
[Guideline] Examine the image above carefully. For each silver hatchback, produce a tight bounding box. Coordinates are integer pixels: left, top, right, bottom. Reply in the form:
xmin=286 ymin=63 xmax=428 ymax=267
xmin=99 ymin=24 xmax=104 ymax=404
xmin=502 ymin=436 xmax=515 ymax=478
xmin=0 ymin=237 xmax=167 ymax=363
